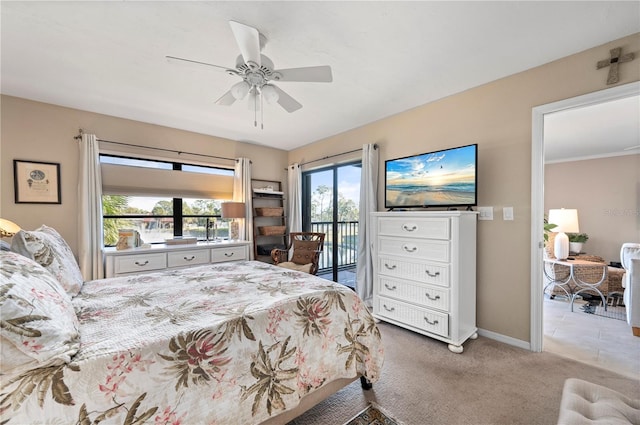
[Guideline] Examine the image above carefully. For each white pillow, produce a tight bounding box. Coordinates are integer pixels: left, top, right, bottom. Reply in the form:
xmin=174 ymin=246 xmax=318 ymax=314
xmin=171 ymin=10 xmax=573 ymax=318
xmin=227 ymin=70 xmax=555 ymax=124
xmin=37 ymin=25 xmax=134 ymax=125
xmin=11 ymin=225 xmax=84 ymax=296
xmin=0 ymin=251 xmax=80 ymax=376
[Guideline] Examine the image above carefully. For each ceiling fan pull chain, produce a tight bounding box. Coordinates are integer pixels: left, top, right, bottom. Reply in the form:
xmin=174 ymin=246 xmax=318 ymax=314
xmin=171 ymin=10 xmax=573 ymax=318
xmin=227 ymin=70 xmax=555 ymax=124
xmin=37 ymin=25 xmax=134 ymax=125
xmin=254 ymin=87 xmax=258 ymax=128
xmin=261 ymin=91 xmax=264 ymax=130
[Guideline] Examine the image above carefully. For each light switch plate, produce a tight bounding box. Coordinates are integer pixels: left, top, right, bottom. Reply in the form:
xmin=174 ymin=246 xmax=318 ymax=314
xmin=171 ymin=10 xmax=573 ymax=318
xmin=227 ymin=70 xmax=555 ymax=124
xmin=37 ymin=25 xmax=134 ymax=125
xmin=477 ymin=206 xmax=493 ymax=220
xmin=503 ymin=207 xmax=514 ymax=221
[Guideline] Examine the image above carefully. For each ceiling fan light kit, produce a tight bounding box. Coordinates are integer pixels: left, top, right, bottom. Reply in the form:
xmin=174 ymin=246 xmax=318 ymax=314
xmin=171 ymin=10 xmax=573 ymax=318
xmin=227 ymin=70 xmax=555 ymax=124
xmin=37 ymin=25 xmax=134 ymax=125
xmin=231 ymin=81 xmax=250 ymax=100
xmin=167 ymin=20 xmax=333 ymax=129
xmin=261 ymin=85 xmax=279 ymax=104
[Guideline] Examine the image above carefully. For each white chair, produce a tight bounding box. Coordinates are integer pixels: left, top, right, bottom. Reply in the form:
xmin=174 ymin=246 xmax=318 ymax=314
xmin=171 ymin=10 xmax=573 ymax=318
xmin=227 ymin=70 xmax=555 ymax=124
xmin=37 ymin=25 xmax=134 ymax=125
xmin=620 ymin=243 xmax=640 ymax=336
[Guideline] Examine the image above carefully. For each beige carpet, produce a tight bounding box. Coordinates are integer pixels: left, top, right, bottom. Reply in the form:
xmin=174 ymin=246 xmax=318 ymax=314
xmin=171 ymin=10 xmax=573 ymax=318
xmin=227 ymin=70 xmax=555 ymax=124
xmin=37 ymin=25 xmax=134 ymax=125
xmin=288 ymin=322 xmax=640 ymax=425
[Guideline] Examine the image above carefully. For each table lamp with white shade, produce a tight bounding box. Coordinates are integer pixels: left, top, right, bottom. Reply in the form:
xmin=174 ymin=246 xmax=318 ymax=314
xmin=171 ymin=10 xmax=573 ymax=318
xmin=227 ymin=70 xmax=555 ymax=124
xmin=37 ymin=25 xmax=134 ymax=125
xmin=547 ymin=208 xmax=579 ymax=260
xmin=0 ymin=218 xmax=21 ymax=238
xmin=221 ymin=202 xmax=246 ymax=241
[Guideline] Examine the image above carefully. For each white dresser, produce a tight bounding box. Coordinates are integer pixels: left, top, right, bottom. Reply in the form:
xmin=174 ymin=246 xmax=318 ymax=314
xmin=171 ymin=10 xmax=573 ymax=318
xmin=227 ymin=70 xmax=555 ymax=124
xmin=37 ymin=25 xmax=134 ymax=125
xmin=372 ymin=211 xmax=477 ymax=353
xmin=104 ymin=241 xmax=250 ymax=278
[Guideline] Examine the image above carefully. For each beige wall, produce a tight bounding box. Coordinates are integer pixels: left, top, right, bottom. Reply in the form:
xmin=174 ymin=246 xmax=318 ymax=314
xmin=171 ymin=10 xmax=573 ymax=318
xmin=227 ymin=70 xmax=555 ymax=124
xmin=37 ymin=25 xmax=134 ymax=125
xmin=545 ymin=154 xmax=640 ymax=262
xmin=0 ymin=95 xmax=288 ymax=252
xmin=288 ymin=33 xmax=640 ymax=342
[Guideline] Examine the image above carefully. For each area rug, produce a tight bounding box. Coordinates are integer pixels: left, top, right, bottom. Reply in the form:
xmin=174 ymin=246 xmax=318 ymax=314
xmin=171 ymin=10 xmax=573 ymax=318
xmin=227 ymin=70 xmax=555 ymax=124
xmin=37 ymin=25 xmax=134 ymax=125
xmin=580 ymin=295 xmax=626 ymax=321
xmin=345 ymin=402 xmax=405 ymax=425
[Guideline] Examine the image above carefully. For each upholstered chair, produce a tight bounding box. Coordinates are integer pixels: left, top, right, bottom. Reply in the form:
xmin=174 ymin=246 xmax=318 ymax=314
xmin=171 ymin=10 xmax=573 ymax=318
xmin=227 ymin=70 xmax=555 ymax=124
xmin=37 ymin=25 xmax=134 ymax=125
xmin=271 ymin=232 xmax=325 ymax=275
xmin=620 ymin=243 xmax=640 ymax=336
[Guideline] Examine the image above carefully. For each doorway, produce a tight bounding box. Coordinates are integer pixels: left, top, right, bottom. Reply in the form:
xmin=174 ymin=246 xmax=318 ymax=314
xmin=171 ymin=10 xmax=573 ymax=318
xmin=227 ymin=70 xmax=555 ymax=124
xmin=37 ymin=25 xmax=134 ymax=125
xmin=530 ymin=81 xmax=640 ymax=352
xmin=302 ymin=162 xmax=361 ymax=285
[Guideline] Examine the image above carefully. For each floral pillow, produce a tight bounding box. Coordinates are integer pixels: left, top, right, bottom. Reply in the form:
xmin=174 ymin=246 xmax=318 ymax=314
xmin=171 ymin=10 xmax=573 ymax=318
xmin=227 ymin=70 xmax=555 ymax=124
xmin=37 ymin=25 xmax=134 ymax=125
xmin=11 ymin=225 xmax=84 ymax=296
xmin=0 ymin=251 xmax=80 ymax=376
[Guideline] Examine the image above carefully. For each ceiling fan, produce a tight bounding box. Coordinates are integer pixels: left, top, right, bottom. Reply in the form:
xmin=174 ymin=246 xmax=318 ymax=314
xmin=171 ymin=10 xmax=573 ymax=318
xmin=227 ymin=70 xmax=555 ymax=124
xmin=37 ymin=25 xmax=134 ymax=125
xmin=167 ymin=21 xmax=333 ymax=128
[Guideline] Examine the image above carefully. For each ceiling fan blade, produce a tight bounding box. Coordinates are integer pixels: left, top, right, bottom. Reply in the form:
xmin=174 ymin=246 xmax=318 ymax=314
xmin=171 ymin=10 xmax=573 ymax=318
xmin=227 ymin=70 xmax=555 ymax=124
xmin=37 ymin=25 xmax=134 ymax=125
xmin=215 ymin=90 xmax=237 ymax=106
xmin=229 ymin=21 xmax=261 ymax=68
xmin=272 ymin=85 xmax=302 ymax=113
xmin=166 ymin=55 xmax=230 ymax=71
xmin=274 ymin=65 xmax=333 ymax=82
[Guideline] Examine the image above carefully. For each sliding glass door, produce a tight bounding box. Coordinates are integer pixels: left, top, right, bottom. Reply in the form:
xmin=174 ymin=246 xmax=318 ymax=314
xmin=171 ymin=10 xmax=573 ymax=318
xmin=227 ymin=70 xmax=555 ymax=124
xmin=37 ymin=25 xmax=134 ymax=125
xmin=302 ymin=162 xmax=360 ymax=286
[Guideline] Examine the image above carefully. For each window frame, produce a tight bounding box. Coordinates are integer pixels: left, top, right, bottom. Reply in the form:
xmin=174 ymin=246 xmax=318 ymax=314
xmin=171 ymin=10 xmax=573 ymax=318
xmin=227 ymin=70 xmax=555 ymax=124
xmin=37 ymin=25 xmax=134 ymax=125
xmin=100 ymin=153 xmax=233 ymax=246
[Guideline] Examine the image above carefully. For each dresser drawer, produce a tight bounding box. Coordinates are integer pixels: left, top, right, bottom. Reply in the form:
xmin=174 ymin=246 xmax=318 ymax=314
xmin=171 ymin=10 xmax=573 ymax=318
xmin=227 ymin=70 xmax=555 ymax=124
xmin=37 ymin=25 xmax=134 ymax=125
xmin=377 ymin=217 xmax=450 ymax=240
xmin=378 ymin=236 xmax=450 ymax=262
xmin=379 ymin=276 xmax=450 ymax=312
xmin=378 ymin=256 xmax=449 ymax=287
xmin=211 ymin=246 xmax=247 ymax=263
xmin=114 ymin=253 xmax=166 ymax=274
xmin=375 ymin=296 xmax=449 ymax=337
xmin=167 ymin=249 xmax=210 ymax=268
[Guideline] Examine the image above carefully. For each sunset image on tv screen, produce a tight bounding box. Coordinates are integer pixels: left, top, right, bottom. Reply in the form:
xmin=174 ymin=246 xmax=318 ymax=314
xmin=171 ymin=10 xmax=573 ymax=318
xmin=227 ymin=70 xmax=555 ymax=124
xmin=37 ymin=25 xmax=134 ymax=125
xmin=386 ymin=144 xmax=476 ymax=208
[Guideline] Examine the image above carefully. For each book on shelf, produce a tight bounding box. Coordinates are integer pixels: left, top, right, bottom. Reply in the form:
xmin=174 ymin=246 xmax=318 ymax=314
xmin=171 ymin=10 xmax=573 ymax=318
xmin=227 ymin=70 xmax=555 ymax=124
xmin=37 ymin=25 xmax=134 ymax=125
xmin=253 ymin=187 xmax=284 ymax=196
xmin=116 ymin=229 xmax=142 ymax=250
xmin=165 ymin=237 xmax=197 ymax=245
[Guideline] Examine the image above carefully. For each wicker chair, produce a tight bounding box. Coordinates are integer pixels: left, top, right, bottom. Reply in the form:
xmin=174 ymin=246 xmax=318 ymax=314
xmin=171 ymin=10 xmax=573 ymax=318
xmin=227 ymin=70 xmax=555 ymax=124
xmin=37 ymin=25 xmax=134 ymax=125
xmin=544 ymin=233 xmax=624 ymax=300
xmin=270 ymin=232 xmax=325 ymax=275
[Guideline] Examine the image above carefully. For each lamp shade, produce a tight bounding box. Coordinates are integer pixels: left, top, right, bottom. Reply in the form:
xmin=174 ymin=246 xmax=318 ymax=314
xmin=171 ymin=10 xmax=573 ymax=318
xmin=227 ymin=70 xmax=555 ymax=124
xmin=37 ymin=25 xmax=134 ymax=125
xmin=547 ymin=209 xmax=579 ymax=233
xmin=221 ymin=202 xmax=246 ymax=219
xmin=0 ymin=218 xmax=21 ymax=238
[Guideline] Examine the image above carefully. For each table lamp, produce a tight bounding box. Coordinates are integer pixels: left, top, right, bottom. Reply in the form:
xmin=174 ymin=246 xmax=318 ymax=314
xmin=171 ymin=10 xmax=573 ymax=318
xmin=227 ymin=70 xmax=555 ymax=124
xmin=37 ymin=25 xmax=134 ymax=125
xmin=221 ymin=202 xmax=246 ymax=241
xmin=547 ymin=208 xmax=579 ymax=260
xmin=0 ymin=218 xmax=21 ymax=238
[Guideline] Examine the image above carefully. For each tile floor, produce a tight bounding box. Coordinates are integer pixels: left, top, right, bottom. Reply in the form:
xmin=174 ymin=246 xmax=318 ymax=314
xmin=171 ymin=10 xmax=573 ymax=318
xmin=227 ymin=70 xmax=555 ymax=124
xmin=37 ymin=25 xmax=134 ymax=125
xmin=544 ymin=295 xmax=640 ymax=379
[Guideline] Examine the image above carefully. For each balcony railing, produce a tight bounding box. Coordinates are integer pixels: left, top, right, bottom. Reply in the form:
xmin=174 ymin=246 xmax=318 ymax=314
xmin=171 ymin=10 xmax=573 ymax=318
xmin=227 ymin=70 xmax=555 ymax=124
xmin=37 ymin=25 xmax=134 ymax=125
xmin=310 ymin=221 xmax=358 ymax=273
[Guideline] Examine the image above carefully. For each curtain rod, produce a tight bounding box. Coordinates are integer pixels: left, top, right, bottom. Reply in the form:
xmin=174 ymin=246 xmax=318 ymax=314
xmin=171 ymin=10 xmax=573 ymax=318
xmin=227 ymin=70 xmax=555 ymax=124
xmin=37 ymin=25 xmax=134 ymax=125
xmin=297 ymin=144 xmax=378 ymax=167
xmin=74 ymin=132 xmax=237 ymax=162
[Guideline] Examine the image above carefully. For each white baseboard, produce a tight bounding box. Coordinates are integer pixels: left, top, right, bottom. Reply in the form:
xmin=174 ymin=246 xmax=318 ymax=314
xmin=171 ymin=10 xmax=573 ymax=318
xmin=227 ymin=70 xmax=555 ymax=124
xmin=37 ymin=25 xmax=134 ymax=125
xmin=477 ymin=328 xmax=531 ymax=351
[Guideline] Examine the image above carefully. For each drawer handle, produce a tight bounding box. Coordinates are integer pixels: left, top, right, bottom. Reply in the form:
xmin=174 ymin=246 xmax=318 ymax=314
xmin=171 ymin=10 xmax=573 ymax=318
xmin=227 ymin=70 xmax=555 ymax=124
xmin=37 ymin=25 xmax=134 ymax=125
xmin=402 ymin=224 xmax=417 ymax=232
xmin=425 ymin=293 xmax=441 ymax=301
xmin=134 ymin=260 xmax=149 ymax=266
xmin=402 ymin=245 xmax=417 ymax=253
xmin=224 ymin=252 xmax=234 ymax=257
xmin=384 ymin=283 xmax=397 ymax=290
xmin=384 ymin=263 xmax=397 ymax=270
xmin=425 ymin=270 xmax=440 ymax=278
xmin=183 ymin=255 xmax=196 ymax=261
xmin=424 ymin=317 xmax=439 ymax=326
xmin=383 ymin=304 xmax=395 ymax=312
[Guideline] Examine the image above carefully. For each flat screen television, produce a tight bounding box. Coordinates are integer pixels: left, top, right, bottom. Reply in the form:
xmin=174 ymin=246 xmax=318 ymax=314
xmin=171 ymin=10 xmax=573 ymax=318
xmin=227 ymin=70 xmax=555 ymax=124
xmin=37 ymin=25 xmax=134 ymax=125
xmin=385 ymin=143 xmax=477 ymax=209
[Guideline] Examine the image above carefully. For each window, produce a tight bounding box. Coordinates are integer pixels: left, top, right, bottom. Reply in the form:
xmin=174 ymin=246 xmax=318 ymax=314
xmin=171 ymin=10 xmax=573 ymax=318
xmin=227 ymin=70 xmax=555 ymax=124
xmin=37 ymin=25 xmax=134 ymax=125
xmin=100 ymin=154 xmax=234 ymax=246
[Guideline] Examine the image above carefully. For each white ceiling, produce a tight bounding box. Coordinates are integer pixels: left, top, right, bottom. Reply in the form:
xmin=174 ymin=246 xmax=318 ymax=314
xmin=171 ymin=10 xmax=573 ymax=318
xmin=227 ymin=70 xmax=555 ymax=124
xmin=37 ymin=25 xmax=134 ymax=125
xmin=1 ymin=1 xmax=639 ymax=153
xmin=544 ymin=95 xmax=640 ymax=163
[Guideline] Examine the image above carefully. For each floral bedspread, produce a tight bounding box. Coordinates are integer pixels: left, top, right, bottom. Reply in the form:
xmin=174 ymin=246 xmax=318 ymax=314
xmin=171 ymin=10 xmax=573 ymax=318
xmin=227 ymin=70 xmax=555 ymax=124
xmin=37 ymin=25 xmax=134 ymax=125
xmin=1 ymin=261 xmax=383 ymax=424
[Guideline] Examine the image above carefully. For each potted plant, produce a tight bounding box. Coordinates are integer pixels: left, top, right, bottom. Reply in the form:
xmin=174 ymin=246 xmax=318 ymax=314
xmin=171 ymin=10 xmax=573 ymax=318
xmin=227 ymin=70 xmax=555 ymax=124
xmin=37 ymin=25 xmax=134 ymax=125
xmin=544 ymin=217 xmax=557 ymax=244
xmin=543 ymin=217 xmax=558 ymax=258
xmin=567 ymin=233 xmax=588 ymax=254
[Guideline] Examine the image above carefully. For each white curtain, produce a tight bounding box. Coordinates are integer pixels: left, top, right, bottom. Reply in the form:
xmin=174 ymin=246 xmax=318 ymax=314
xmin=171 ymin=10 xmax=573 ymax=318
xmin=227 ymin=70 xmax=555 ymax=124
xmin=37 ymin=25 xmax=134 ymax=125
xmin=78 ymin=133 xmax=104 ymax=281
xmin=356 ymin=144 xmax=379 ymax=306
xmin=287 ymin=163 xmax=302 ymax=233
xmin=234 ymin=158 xmax=253 ymax=259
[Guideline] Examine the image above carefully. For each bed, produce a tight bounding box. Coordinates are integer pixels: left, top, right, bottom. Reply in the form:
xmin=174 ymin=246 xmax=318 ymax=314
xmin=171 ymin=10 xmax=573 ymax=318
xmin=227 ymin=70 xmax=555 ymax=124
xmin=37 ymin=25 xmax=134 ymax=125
xmin=0 ymin=227 xmax=384 ymax=425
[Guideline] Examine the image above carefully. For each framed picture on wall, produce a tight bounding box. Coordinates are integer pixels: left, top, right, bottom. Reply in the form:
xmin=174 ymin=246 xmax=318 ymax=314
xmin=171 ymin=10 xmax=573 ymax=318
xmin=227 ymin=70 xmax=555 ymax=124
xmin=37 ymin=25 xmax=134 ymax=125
xmin=13 ymin=159 xmax=61 ymax=204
